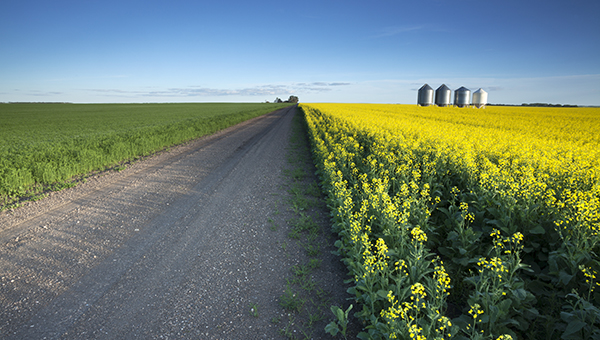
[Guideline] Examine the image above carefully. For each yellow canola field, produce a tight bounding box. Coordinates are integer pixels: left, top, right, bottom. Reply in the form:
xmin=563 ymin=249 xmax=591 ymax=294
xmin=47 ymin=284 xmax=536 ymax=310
xmin=306 ymin=103 xmax=600 ymax=242
xmin=302 ymin=103 xmax=600 ymax=339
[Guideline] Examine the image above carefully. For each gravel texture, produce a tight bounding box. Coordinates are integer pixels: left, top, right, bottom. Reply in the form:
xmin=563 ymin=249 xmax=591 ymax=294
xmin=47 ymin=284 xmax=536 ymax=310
xmin=0 ymin=105 xmax=358 ymax=339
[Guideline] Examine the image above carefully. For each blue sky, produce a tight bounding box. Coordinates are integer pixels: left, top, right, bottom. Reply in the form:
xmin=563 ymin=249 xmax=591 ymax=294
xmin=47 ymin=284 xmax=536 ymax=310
xmin=1 ymin=0 xmax=599 ymax=105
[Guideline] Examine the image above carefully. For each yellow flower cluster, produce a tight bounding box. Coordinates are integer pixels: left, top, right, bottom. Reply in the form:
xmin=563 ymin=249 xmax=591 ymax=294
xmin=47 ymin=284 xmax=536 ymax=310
xmin=459 ymin=202 xmax=475 ymax=223
xmin=408 ymin=324 xmax=426 ymax=340
xmin=411 ymin=226 xmax=428 ymax=243
xmin=477 ymin=256 xmax=509 ymax=281
xmin=496 ymin=335 xmax=513 ymax=340
xmin=395 ymin=259 xmax=409 ymax=277
xmin=437 ymin=316 xmax=453 ymax=336
xmin=580 ymin=265 xmax=600 ymax=292
xmin=491 ymin=228 xmax=524 ymax=255
xmin=410 ymin=282 xmax=427 ymax=310
xmin=467 ymin=303 xmax=485 ymax=332
xmin=433 ymin=260 xmax=451 ymax=298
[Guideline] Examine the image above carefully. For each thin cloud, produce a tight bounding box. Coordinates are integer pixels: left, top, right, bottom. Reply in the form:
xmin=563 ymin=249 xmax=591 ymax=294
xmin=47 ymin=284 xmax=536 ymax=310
xmin=164 ymin=86 xmax=293 ymax=97
xmin=27 ymin=90 xmax=64 ymax=96
xmin=87 ymin=89 xmax=133 ymax=94
xmin=85 ymin=82 xmax=352 ymax=98
xmin=308 ymin=82 xmax=351 ymax=86
xmin=372 ymin=25 xmax=424 ymax=38
xmin=294 ymin=82 xmax=352 ymax=92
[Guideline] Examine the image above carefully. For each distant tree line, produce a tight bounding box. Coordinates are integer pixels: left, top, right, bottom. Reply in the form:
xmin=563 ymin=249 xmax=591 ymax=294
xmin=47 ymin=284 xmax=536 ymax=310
xmin=272 ymin=96 xmax=299 ymax=104
xmin=488 ymin=103 xmax=578 ymax=107
xmin=4 ymin=102 xmax=73 ymax=104
xmin=521 ymin=103 xmax=578 ymax=107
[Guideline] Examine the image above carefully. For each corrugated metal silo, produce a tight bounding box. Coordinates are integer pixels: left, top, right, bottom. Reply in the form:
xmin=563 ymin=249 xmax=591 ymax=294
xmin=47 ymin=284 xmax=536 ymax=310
xmin=454 ymin=86 xmax=471 ymax=107
xmin=417 ymin=84 xmax=434 ymax=106
xmin=472 ymin=88 xmax=488 ymax=108
xmin=435 ymin=84 xmax=452 ymax=107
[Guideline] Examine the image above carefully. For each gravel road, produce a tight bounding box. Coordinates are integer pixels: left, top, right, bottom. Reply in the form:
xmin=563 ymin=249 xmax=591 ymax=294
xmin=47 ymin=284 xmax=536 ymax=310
xmin=0 ymin=105 xmax=356 ymax=339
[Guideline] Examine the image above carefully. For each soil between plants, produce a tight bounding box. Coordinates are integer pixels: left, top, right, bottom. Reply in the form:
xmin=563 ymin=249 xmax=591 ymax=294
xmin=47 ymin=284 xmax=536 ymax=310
xmin=0 ymin=105 xmax=360 ymax=339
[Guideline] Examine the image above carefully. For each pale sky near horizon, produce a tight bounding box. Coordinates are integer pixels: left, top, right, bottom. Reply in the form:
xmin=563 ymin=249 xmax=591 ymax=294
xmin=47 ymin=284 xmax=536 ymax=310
xmin=1 ymin=0 xmax=599 ymax=105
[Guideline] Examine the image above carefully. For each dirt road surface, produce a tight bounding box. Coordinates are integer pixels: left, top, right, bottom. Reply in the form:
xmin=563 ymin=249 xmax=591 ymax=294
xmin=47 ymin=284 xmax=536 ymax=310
xmin=0 ymin=106 xmax=355 ymax=339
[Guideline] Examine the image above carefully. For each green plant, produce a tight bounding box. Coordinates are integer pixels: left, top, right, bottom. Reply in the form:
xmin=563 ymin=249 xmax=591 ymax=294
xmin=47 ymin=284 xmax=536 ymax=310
xmin=325 ymin=304 xmax=352 ymax=339
xmin=279 ymin=284 xmax=304 ymax=312
xmin=308 ymin=310 xmax=325 ymax=327
xmin=308 ymin=258 xmax=322 ymax=269
xmin=291 ymin=168 xmax=306 ymax=181
xmin=249 ymin=303 xmax=259 ymax=317
xmin=292 ymin=264 xmax=311 ymax=278
xmin=268 ymin=217 xmax=278 ymax=231
xmin=279 ymin=317 xmax=296 ymax=339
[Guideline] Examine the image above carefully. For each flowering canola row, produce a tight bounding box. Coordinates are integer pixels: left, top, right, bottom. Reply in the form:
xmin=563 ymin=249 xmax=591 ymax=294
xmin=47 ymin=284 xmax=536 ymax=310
xmin=301 ymin=103 xmax=600 ymax=339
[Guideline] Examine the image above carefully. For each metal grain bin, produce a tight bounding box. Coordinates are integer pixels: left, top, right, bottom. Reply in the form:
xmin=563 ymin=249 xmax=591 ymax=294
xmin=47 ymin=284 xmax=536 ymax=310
xmin=472 ymin=88 xmax=488 ymax=108
xmin=417 ymin=84 xmax=434 ymax=106
xmin=435 ymin=84 xmax=452 ymax=107
xmin=454 ymin=86 xmax=471 ymax=107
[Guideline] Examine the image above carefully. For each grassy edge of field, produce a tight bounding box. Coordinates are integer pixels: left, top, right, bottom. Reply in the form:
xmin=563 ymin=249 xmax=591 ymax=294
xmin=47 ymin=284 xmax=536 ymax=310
xmin=268 ymin=109 xmax=360 ymax=339
xmin=0 ymin=103 xmax=292 ymax=212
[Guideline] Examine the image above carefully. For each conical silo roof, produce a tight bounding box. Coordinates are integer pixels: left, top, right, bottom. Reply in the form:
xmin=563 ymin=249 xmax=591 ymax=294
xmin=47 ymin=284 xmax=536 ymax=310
xmin=417 ymin=84 xmax=434 ymax=106
xmin=435 ymin=84 xmax=452 ymax=106
xmin=472 ymin=88 xmax=488 ymax=108
xmin=454 ymin=86 xmax=471 ymax=107
xmin=419 ymin=84 xmax=433 ymax=91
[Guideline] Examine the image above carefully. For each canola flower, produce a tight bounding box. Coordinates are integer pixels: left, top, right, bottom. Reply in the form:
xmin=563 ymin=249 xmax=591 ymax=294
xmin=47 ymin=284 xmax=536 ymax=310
xmin=411 ymin=226 xmax=428 ymax=243
xmin=467 ymin=303 xmax=485 ymax=336
xmin=580 ymin=265 xmax=600 ymax=294
xmin=433 ymin=260 xmax=451 ymax=298
xmin=496 ymin=335 xmax=513 ymax=340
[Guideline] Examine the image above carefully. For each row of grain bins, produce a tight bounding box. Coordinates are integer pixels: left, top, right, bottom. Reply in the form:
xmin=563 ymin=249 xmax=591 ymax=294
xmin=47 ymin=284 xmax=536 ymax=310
xmin=418 ymin=84 xmax=488 ymax=108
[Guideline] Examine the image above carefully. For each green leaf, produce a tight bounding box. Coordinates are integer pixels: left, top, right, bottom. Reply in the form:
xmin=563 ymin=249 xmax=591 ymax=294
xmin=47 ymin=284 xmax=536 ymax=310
xmin=324 ymin=322 xmax=340 ymax=336
xmin=456 ymin=257 xmax=470 ymax=266
xmin=486 ymin=219 xmax=503 ymax=228
xmin=451 ymin=336 xmax=471 ymax=340
xmin=559 ymin=270 xmax=575 ymax=285
xmin=345 ymin=304 xmax=354 ymax=317
xmin=334 ymin=307 xmax=345 ymax=321
xmin=357 ymin=332 xmax=371 ymax=340
xmin=355 ymin=284 xmax=370 ymax=292
xmin=447 ymin=230 xmax=459 ymax=241
xmin=560 ymin=311 xmax=576 ymax=322
xmin=437 ymin=207 xmax=451 ymax=217
xmin=438 ymin=246 xmax=452 ymax=256
xmin=498 ymin=298 xmax=513 ymax=312
xmin=377 ymin=290 xmax=389 ymax=299
xmin=529 ymin=225 xmax=546 ymax=235
xmin=561 ymin=320 xmax=587 ymax=338
xmin=511 ymin=288 xmax=528 ymax=300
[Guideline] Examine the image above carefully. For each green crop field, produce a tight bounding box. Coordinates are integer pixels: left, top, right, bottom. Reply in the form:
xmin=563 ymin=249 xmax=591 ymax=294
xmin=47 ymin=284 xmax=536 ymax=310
xmin=0 ymin=102 xmax=291 ymax=207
